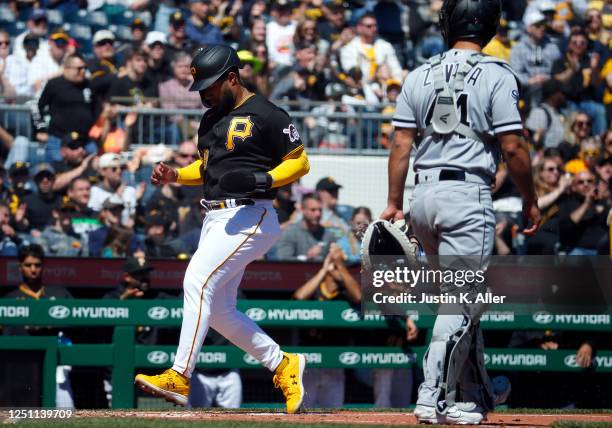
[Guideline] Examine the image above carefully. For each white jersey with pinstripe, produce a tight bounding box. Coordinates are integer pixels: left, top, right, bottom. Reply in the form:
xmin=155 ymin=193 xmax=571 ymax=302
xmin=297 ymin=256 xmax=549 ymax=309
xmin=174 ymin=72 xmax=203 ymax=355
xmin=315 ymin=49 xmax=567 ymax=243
xmin=392 ymin=49 xmax=522 ymax=179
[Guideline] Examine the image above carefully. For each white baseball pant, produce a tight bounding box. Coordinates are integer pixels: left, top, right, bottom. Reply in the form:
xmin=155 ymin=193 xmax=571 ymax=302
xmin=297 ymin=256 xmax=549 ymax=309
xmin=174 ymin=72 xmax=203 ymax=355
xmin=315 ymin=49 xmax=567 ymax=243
xmin=172 ymin=200 xmax=284 ymax=377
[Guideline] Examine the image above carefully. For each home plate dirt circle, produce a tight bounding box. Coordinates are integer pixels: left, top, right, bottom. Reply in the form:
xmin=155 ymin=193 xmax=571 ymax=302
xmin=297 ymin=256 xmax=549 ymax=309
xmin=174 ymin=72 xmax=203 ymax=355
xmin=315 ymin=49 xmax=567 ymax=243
xmin=76 ymin=410 xmax=612 ymax=426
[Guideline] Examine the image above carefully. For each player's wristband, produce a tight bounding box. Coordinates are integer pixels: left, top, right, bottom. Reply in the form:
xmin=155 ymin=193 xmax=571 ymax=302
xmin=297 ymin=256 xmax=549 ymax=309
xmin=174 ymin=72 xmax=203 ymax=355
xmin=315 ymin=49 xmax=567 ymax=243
xmin=253 ymin=172 xmax=273 ymax=192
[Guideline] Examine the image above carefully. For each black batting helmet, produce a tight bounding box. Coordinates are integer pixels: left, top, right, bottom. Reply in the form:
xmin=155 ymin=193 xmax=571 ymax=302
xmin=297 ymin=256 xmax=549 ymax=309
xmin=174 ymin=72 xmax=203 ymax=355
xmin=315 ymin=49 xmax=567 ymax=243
xmin=439 ymin=0 xmax=501 ymax=48
xmin=189 ymin=45 xmax=241 ymax=92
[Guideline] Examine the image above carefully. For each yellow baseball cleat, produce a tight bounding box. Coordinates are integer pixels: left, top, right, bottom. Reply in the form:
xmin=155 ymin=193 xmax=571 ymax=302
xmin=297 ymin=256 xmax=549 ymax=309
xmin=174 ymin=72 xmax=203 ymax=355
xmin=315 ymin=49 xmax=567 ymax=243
xmin=273 ymin=352 xmax=306 ymax=413
xmin=134 ymin=368 xmax=190 ymax=406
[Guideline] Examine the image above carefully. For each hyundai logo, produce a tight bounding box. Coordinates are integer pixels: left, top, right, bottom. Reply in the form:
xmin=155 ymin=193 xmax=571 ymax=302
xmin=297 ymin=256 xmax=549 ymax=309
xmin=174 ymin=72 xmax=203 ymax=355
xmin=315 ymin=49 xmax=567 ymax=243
xmin=341 ymin=309 xmax=360 ymax=322
xmin=148 ymin=306 xmax=169 ymax=320
xmin=564 ymin=355 xmax=579 ymax=368
xmin=532 ymin=311 xmax=553 ymax=324
xmin=243 ymin=353 xmax=260 ymax=365
xmin=147 ymin=351 xmax=169 ymax=365
xmin=339 ymin=352 xmax=360 ymax=365
xmin=48 ymin=305 xmax=70 ymax=319
xmin=484 ymin=353 xmax=491 ymax=366
xmin=245 ymin=308 xmax=267 ymax=322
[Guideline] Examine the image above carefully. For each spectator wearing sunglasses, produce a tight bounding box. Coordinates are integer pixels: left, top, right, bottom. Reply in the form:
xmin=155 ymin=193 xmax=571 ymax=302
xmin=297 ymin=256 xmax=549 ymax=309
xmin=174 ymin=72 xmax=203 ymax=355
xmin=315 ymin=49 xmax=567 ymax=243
xmin=88 ymin=30 xmax=119 ymax=99
xmin=19 ymin=163 xmax=61 ymax=233
xmin=585 ymin=7 xmax=611 ymax=51
xmin=340 ymin=13 xmax=403 ymax=85
xmin=552 ymin=27 xmax=606 ymax=136
xmin=28 ymin=29 xmax=72 ymax=95
xmin=526 ymin=155 xmax=571 ymax=254
xmin=565 ymin=138 xmax=603 ymax=175
xmin=32 ymin=53 xmax=99 ymax=163
xmin=122 ymin=17 xmax=149 ymax=54
xmin=584 ymin=6 xmax=612 ymax=62
xmin=558 ymin=112 xmax=595 ymax=163
xmin=143 ymin=31 xmax=173 ymax=87
xmin=558 ymin=170 xmax=610 ymax=255
xmin=173 ymin=140 xmax=198 ymax=168
xmin=51 ymin=132 xmax=98 ymax=192
xmin=0 ymin=30 xmax=17 ymax=98
xmin=89 ymin=153 xmax=138 ymax=228
xmin=88 ymin=195 xmax=144 ymax=257
xmin=510 ymin=10 xmax=562 ymax=105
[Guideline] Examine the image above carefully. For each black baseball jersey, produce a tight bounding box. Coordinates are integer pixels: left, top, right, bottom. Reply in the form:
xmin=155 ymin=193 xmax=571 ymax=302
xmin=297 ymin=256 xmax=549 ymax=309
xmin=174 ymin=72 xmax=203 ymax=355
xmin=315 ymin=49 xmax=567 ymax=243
xmin=197 ymin=93 xmax=303 ymax=200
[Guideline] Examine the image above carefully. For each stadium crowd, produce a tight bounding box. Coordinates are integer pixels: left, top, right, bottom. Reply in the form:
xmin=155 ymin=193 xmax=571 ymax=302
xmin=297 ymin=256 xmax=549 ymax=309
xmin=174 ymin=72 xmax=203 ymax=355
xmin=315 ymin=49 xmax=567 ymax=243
xmin=0 ymin=0 xmax=611 ymax=411
xmin=0 ymin=0 xmax=609 ymax=259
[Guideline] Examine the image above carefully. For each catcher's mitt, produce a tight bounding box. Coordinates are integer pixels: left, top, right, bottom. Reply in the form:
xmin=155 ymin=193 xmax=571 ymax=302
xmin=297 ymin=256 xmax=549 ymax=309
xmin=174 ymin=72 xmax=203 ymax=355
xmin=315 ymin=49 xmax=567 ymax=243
xmin=360 ymin=219 xmax=420 ymax=272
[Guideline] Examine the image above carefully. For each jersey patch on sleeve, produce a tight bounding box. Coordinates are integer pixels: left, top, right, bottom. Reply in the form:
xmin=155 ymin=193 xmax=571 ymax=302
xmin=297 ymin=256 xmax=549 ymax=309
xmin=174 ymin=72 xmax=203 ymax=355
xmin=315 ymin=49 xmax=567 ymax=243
xmin=283 ymin=123 xmax=300 ymax=143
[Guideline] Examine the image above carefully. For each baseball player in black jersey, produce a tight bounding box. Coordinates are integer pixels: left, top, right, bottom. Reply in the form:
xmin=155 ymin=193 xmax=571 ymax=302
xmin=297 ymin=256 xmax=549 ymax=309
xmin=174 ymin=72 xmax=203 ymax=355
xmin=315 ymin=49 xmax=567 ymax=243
xmin=135 ymin=45 xmax=310 ymax=413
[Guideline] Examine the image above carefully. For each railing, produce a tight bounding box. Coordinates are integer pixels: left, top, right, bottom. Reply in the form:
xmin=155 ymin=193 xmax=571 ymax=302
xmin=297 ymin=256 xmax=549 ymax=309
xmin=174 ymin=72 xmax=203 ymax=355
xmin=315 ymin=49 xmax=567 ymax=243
xmin=0 ymin=101 xmax=394 ymax=155
xmin=2 ymin=299 xmax=612 ymax=408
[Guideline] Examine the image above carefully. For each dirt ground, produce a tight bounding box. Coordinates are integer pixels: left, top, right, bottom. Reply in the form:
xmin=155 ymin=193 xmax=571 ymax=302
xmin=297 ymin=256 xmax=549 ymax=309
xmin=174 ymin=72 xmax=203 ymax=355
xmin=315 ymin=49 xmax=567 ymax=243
xmin=76 ymin=410 xmax=612 ymax=427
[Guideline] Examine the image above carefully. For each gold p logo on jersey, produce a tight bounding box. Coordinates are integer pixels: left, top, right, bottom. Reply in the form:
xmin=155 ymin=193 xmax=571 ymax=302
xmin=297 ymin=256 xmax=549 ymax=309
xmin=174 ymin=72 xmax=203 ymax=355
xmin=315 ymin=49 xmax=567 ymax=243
xmin=226 ymin=116 xmax=253 ymax=151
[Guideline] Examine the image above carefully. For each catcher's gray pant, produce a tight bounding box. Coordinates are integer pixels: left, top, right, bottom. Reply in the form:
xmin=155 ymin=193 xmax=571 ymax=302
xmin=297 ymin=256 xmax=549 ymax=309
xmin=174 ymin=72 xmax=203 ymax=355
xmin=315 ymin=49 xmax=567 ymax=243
xmin=303 ymin=368 xmax=345 ymax=408
xmin=189 ymin=370 xmax=242 ymax=408
xmin=409 ymin=176 xmax=496 ymax=411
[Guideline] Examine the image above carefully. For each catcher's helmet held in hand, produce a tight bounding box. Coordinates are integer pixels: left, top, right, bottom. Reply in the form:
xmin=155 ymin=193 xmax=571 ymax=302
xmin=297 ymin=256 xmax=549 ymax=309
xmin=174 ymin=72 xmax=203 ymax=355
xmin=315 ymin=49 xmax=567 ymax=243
xmin=439 ymin=0 xmax=501 ymax=48
xmin=189 ymin=45 xmax=242 ymax=92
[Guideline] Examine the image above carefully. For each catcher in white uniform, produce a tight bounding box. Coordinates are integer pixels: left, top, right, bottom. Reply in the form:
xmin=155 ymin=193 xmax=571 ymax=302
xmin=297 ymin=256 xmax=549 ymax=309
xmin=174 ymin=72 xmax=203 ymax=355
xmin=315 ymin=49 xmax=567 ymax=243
xmin=381 ymin=0 xmax=540 ymax=424
xmin=134 ymin=45 xmax=310 ymax=413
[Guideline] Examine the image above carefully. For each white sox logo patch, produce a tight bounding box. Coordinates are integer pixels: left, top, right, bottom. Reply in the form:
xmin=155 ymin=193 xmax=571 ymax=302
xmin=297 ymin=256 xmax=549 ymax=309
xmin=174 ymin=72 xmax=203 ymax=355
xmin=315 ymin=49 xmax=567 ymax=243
xmin=283 ymin=124 xmax=300 ymax=143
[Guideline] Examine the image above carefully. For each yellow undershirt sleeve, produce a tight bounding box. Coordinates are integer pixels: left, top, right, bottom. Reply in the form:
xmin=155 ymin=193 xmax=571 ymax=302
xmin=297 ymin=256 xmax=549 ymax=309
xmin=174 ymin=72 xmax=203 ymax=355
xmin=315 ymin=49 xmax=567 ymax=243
xmin=268 ymin=146 xmax=310 ymax=188
xmin=176 ymin=159 xmax=204 ymax=186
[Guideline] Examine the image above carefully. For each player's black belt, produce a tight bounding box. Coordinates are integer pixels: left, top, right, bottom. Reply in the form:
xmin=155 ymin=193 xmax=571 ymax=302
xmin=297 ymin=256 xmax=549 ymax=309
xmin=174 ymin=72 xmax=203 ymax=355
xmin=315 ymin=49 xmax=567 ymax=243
xmin=415 ymin=170 xmax=490 ymax=185
xmin=200 ymin=198 xmax=255 ymax=211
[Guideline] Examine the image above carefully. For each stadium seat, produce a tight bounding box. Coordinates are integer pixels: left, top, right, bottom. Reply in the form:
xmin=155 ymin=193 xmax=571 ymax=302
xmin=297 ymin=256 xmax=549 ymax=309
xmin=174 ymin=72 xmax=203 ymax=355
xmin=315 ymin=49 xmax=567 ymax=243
xmin=109 ymin=10 xmax=135 ymax=26
xmin=0 ymin=4 xmax=15 ymax=23
xmin=69 ymin=9 xmax=91 ymax=26
xmin=67 ymin=23 xmax=92 ymax=40
xmin=89 ymin=11 xmax=109 ymax=32
xmin=64 ymin=23 xmax=93 ymax=54
xmin=114 ymin=25 xmax=133 ymax=42
xmin=46 ymin=9 xmax=63 ymax=26
xmin=4 ymin=21 xmax=26 ymax=37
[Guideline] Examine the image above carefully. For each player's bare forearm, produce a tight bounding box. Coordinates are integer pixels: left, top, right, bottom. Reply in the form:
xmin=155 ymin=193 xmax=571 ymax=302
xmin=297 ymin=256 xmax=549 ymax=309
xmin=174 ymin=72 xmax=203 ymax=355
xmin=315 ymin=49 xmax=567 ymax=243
xmin=499 ymin=131 xmax=536 ymax=203
xmin=500 ymin=131 xmax=541 ymax=234
xmin=387 ymin=128 xmax=415 ymax=209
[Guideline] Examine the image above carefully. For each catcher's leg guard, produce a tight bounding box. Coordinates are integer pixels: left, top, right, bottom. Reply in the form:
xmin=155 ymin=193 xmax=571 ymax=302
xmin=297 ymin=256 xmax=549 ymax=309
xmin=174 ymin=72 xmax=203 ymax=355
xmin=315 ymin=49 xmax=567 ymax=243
xmin=417 ymin=314 xmax=473 ymax=411
xmin=458 ymin=323 xmax=495 ymax=412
